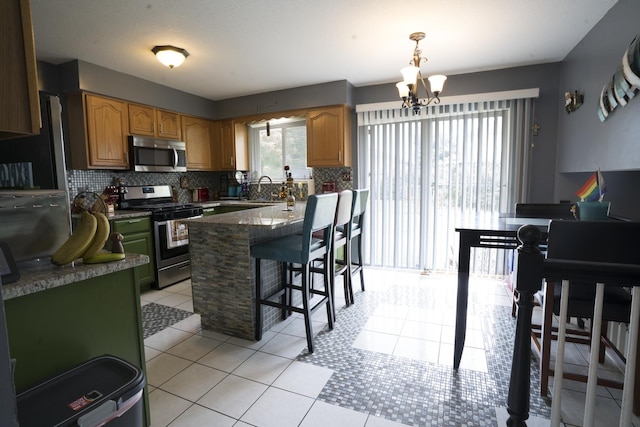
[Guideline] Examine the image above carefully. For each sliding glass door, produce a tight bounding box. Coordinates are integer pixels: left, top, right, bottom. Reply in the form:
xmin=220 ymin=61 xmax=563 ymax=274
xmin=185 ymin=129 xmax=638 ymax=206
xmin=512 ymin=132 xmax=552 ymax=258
xmin=357 ymin=98 xmax=534 ymax=275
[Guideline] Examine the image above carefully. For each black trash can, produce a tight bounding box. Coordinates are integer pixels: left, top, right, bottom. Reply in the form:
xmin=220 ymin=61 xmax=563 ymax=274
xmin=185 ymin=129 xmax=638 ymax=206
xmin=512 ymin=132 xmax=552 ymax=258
xmin=16 ymin=355 xmax=145 ymax=427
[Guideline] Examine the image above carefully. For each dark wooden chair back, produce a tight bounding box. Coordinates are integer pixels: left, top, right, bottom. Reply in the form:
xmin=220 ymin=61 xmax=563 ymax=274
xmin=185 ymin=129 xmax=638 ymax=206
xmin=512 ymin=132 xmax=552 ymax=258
xmin=515 ymin=203 xmax=575 ymax=220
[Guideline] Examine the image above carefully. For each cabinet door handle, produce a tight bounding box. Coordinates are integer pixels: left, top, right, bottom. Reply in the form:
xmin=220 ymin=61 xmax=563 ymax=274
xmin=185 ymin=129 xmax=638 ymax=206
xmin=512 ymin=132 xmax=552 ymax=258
xmin=127 ymin=219 xmax=143 ymax=224
xmin=339 ymin=150 xmax=342 ymax=162
xmin=230 ymin=156 xmax=233 ymax=166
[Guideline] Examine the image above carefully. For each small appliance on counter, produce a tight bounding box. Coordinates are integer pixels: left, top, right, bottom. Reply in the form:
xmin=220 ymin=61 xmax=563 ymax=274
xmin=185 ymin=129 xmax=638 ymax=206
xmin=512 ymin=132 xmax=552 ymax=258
xmin=322 ymin=181 xmax=337 ymax=193
xmin=0 ymin=190 xmax=72 ymax=262
xmin=192 ymin=188 xmax=209 ymax=202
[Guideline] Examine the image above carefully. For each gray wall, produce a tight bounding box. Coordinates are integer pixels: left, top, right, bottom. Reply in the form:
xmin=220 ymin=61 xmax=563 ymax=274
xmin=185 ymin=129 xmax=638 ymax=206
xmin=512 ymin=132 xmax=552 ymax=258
xmin=57 ymin=60 xmax=216 ymax=119
xmin=214 ymin=80 xmax=354 ymax=119
xmin=554 ymin=0 xmax=640 ymax=219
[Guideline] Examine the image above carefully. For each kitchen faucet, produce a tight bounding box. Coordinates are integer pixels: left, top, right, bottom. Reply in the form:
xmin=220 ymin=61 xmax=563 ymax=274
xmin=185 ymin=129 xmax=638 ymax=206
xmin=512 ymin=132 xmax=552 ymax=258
xmin=257 ymin=175 xmax=274 ymax=201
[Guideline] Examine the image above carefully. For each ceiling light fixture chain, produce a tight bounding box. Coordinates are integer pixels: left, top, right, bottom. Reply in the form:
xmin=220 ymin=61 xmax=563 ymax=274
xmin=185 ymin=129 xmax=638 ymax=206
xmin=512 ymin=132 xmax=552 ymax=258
xmin=396 ymin=32 xmax=447 ymax=113
xmin=409 ymin=31 xmax=426 ymax=68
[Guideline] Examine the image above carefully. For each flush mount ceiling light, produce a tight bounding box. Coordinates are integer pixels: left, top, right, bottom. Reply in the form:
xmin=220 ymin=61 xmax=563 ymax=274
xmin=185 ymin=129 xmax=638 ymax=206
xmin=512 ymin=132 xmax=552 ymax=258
xmin=151 ymin=45 xmax=189 ymax=69
xmin=396 ymin=32 xmax=447 ymax=113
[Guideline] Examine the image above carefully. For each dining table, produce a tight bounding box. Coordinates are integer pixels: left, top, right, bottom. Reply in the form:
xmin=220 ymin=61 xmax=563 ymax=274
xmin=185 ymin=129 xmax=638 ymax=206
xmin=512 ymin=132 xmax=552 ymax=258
xmin=453 ymin=214 xmax=552 ymax=370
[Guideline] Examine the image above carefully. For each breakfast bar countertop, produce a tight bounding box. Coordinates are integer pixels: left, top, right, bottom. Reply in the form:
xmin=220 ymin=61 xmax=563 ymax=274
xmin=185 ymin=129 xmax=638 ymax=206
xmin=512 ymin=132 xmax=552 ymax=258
xmin=188 ymin=201 xmax=306 ymax=228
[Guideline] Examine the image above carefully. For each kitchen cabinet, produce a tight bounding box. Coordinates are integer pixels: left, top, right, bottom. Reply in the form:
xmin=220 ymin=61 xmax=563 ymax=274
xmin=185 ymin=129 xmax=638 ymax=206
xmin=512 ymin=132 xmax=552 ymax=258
xmin=0 ymin=0 xmax=39 ymax=139
xmin=129 ymin=104 xmax=181 ymax=140
xmin=211 ymin=119 xmax=249 ymax=171
xmin=110 ymin=217 xmax=155 ymax=291
xmin=306 ymin=105 xmax=352 ymax=167
xmin=67 ymin=93 xmax=130 ymax=169
xmin=182 ymin=115 xmax=213 ymax=170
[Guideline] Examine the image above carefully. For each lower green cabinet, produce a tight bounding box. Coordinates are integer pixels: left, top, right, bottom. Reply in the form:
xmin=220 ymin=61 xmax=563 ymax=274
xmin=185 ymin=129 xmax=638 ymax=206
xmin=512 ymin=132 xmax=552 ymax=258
xmin=110 ymin=217 xmax=155 ymax=291
xmin=5 ymin=268 xmax=150 ymax=425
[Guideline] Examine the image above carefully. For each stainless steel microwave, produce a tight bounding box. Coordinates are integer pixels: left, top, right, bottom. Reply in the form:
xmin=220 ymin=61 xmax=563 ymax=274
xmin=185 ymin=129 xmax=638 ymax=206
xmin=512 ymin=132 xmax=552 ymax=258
xmin=129 ymin=136 xmax=187 ymax=172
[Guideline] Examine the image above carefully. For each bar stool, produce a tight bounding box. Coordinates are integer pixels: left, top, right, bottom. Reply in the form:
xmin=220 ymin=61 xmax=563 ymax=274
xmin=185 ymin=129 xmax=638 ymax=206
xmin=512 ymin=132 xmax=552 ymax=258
xmin=311 ymin=190 xmax=353 ymax=318
xmin=251 ymin=193 xmax=338 ymax=353
xmin=346 ymin=188 xmax=369 ymax=302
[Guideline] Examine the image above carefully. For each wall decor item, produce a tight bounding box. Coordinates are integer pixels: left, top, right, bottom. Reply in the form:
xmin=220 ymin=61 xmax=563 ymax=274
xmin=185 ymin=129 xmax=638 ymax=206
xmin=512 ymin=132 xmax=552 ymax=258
xmin=598 ymin=34 xmax=640 ymax=122
xmin=564 ymin=90 xmax=583 ymax=114
xmin=598 ymin=83 xmax=611 ymax=122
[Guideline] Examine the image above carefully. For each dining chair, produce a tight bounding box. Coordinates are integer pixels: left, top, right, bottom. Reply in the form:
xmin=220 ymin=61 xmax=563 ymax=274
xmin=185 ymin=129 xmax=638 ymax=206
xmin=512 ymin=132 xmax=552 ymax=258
xmin=511 ymin=203 xmax=577 ymax=316
xmin=536 ymin=220 xmax=635 ymax=399
xmin=514 ymin=202 xmax=575 ymax=220
xmin=250 ymin=193 xmax=338 ymax=353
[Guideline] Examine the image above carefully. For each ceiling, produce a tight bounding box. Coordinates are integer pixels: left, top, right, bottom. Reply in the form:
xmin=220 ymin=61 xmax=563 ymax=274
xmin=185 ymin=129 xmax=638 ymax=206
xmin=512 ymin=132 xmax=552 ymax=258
xmin=31 ymin=0 xmax=618 ymax=101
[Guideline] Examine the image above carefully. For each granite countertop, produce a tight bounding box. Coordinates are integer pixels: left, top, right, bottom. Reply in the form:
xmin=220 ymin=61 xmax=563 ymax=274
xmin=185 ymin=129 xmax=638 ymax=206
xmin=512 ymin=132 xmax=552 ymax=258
xmin=194 ymin=200 xmax=280 ymax=209
xmin=2 ymin=253 xmax=149 ymax=300
xmin=188 ymin=201 xmax=306 ymax=228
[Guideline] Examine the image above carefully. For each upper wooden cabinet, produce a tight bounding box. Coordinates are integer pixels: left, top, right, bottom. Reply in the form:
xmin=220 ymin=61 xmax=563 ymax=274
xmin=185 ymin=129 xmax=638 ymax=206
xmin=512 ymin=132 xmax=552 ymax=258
xmin=0 ymin=0 xmax=40 ymax=139
xmin=128 ymin=104 xmax=181 ymax=140
xmin=306 ymin=105 xmax=352 ymax=167
xmin=182 ymin=115 xmax=213 ymax=170
xmin=157 ymin=110 xmax=181 ymax=139
xmin=211 ymin=119 xmax=249 ymax=171
xmin=67 ymin=93 xmax=130 ymax=170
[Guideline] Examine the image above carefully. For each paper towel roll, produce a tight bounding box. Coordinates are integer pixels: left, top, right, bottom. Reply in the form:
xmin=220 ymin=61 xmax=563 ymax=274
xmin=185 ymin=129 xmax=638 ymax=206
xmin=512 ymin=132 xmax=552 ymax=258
xmin=307 ymin=177 xmax=315 ymax=195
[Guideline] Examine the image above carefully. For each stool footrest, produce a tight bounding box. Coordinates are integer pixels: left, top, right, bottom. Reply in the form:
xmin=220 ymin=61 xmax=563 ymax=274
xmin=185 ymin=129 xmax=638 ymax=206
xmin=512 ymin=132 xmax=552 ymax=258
xmin=260 ymin=294 xmax=329 ymax=316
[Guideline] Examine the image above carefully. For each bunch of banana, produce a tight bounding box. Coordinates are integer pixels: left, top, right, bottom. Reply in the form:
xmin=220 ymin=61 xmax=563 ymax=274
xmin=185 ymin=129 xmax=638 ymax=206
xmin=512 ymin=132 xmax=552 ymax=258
xmin=83 ymin=213 xmax=127 ymax=263
xmin=82 ymin=211 xmax=111 ymax=259
xmin=52 ymin=211 xmax=122 ymax=265
xmin=51 ymin=210 xmax=98 ymax=265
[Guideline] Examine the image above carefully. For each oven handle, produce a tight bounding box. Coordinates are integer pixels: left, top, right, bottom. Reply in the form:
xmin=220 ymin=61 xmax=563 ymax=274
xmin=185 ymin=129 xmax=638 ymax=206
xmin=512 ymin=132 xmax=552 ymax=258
xmin=155 ymin=215 xmax=203 ymax=227
xmin=172 ymin=147 xmax=178 ymax=169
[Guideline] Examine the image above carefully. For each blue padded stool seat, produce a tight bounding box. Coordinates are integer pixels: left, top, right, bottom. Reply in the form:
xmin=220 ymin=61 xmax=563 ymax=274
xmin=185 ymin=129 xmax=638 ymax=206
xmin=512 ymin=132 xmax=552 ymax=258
xmin=251 ymin=235 xmax=324 ymax=264
xmin=251 ymin=193 xmax=338 ymax=353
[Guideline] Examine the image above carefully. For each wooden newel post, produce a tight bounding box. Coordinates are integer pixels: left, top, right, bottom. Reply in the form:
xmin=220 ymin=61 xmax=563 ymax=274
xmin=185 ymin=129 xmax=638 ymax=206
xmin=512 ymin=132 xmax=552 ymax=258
xmin=506 ymin=225 xmax=544 ymax=426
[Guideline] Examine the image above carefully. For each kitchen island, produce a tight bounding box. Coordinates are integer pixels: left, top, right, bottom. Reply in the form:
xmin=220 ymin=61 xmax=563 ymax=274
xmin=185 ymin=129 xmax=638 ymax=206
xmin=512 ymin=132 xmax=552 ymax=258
xmin=187 ymin=201 xmax=306 ymax=340
xmin=2 ymin=253 xmax=151 ymax=426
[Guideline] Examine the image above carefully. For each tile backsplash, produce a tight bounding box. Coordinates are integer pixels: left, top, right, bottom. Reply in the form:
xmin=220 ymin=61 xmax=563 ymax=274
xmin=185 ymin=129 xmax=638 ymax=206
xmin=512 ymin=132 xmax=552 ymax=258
xmin=66 ymin=166 xmax=353 ymax=206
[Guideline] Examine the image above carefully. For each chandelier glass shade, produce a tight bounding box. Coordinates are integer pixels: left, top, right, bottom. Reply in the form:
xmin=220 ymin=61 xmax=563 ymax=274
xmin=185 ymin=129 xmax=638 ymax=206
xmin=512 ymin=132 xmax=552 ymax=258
xmin=396 ymin=32 xmax=446 ymax=113
xmin=152 ymin=45 xmax=190 ymax=68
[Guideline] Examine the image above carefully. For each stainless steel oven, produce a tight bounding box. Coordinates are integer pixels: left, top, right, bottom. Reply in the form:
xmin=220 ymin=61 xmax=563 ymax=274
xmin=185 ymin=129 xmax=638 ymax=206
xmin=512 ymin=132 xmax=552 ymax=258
xmin=152 ymin=208 xmax=202 ymax=288
xmin=120 ymin=185 xmax=203 ymax=289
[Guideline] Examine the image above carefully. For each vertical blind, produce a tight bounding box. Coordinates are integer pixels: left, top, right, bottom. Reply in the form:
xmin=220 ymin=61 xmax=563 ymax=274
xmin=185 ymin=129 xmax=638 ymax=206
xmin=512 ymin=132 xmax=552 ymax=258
xmin=357 ymin=97 xmax=535 ymax=274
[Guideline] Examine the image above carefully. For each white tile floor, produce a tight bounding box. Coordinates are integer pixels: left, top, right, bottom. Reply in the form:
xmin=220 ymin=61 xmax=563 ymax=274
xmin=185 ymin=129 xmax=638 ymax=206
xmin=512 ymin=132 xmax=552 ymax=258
xmin=140 ymin=269 xmax=637 ymax=427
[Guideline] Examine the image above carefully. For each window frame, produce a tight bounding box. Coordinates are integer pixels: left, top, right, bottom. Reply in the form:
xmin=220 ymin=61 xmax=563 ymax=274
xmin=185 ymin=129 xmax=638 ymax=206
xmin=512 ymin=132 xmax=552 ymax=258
xmin=249 ymin=117 xmax=310 ymax=181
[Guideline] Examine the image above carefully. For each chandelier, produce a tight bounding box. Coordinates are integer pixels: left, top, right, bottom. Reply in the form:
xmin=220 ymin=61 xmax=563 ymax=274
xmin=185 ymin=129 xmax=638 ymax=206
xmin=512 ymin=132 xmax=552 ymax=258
xmin=396 ymin=32 xmax=447 ymax=113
